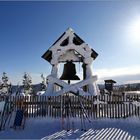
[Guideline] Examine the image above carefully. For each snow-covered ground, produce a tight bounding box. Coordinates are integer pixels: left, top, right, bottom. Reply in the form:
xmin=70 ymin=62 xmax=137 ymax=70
xmin=0 ymin=116 xmax=140 ymax=140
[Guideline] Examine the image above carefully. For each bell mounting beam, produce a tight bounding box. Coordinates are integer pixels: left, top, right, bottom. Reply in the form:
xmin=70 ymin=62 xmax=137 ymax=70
xmin=46 ymin=75 xmax=98 ymax=96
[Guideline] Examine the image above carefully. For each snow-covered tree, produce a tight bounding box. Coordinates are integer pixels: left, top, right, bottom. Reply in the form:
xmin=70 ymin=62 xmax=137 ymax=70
xmin=22 ymin=73 xmax=33 ymax=96
xmin=0 ymin=72 xmax=12 ymax=95
xmin=41 ymin=74 xmax=46 ymax=91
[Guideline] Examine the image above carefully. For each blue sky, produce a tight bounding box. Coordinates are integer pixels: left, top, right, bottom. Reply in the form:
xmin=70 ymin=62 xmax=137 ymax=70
xmin=0 ymin=1 xmax=140 ymax=85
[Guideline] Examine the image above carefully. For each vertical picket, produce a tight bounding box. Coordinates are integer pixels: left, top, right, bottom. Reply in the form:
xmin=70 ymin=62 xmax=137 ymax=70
xmin=118 ymin=96 xmax=120 ymax=118
xmin=106 ymin=95 xmax=109 ymax=118
xmin=91 ymin=96 xmax=94 ymax=118
xmin=27 ymin=96 xmax=29 ymax=118
xmin=115 ymin=96 xmax=117 ymax=118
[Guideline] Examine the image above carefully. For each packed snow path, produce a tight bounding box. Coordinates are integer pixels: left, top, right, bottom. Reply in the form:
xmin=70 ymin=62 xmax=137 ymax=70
xmin=0 ymin=117 xmax=140 ymax=139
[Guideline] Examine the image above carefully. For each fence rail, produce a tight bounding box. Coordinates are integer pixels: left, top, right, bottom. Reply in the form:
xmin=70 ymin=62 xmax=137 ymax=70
xmin=1 ymin=94 xmax=140 ymax=118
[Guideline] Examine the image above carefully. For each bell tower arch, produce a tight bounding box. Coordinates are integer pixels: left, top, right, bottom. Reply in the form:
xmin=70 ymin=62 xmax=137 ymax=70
xmin=42 ymin=28 xmax=100 ymax=96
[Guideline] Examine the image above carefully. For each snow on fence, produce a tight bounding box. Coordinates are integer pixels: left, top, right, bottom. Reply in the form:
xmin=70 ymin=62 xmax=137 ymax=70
xmin=0 ymin=94 xmax=140 ymax=119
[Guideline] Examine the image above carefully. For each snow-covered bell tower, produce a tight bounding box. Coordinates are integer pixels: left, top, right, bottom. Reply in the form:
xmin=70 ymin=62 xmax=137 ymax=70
xmin=42 ymin=28 xmax=100 ymax=96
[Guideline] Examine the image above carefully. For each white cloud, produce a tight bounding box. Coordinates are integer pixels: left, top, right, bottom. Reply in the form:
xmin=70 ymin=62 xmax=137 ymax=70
xmin=94 ymin=65 xmax=140 ymax=78
xmin=74 ymin=65 xmax=140 ymax=84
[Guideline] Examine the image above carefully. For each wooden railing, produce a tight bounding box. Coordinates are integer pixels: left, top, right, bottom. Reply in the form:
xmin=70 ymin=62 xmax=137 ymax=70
xmin=1 ymin=94 xmax=140 ymax=118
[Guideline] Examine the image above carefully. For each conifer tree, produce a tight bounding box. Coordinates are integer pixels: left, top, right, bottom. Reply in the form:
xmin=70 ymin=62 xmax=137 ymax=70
xmin=23 ymin=73 xmax=33 ymax=95
xmin=0 ymin=72 xmax=12 ymax=95
xmin=41 ymin=74 xmax=46 ymax=91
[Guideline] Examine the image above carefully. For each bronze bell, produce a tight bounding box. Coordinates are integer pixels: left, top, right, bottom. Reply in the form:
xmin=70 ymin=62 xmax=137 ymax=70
xmin=60 ymin=61 xmax=80 ymax=80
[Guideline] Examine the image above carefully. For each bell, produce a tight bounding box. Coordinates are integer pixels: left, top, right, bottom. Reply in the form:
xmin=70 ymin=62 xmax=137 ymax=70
xmin=60 ymin=61 xmax=80 ymax=80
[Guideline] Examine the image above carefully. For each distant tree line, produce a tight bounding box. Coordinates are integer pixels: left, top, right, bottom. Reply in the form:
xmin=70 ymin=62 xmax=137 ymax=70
xmin=114 ymin=83 xmax=140 ymax=92
xmin=98 ymin=83 xmax=140 ymax=93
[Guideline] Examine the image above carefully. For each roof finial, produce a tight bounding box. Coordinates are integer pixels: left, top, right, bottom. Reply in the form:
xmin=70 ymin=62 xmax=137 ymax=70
xmin=66 ymin=27 xmax=74 ymax=33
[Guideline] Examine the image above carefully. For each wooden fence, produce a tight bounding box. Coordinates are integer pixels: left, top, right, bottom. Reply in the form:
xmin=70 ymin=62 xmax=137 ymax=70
xmin=1 ymin=94 xmax=140 ymax=119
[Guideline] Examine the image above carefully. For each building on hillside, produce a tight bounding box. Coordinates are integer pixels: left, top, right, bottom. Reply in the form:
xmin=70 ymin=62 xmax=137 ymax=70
xmin=104 ymin=79 xmax=116 ymax=94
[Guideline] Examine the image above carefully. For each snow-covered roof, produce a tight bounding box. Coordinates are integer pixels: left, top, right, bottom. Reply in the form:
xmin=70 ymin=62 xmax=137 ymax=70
xmin=42 ymin=28 xmax=98 ymax=63
xmin=104 ymin=79 xmax=116 ymax=83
